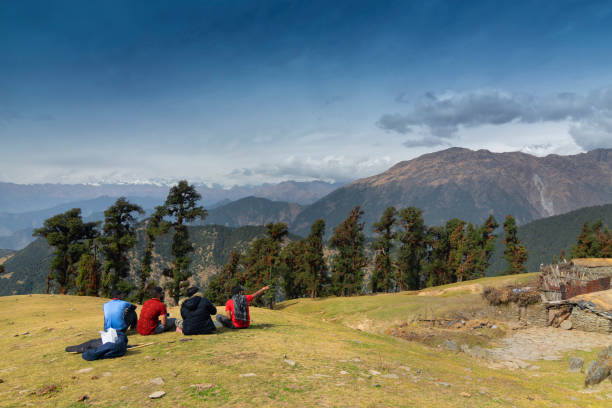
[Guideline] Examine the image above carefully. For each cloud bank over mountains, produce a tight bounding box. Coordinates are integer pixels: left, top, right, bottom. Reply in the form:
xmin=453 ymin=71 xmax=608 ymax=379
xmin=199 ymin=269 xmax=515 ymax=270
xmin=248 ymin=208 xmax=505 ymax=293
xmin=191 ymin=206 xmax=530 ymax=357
xmin=378 ymin=88 xmax=612 ymax=150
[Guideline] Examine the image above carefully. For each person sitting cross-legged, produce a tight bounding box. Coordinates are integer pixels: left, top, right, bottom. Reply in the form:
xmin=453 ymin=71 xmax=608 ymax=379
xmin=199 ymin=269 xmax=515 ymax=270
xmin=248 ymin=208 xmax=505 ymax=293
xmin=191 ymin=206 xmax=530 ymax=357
xmin=137 ymin=286 xmax=176 ymax=336
xmin=216 ymin=285 xmax=269 ymax=329
xmin=176 ymin=286 xmax=217 ymax=335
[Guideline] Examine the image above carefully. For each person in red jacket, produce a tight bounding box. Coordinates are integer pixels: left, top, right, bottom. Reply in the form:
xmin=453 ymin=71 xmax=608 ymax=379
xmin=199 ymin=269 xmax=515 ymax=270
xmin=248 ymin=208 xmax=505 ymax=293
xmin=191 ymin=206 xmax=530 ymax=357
xmin=216 ymin=285 xmax=269 ymax=329
xmin=137 ymin=287 xmax=176 ymax=335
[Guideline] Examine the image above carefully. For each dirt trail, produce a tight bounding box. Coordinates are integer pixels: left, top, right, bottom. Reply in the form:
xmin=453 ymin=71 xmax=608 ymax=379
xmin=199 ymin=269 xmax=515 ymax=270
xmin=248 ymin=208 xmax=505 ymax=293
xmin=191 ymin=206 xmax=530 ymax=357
xmin=487 ymin=327 xmax=611 ymax=362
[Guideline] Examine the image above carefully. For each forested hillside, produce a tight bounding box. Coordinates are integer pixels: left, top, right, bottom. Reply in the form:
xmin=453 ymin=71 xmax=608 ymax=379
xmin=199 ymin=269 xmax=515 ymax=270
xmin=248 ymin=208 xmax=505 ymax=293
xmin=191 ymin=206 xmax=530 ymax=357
xmin=0 ymin=225 xmax=292 ymax=296
xmin=488 ymin=204 xmax=612 ymax=274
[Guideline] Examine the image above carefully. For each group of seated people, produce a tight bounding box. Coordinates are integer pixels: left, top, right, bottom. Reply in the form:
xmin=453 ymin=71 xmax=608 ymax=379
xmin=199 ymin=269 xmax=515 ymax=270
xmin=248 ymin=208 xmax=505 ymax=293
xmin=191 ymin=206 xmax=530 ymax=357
xmin=134 ymin=284 xmax=270 ymax=335
xmin=66 ymin=284 xmax=269 ymax=360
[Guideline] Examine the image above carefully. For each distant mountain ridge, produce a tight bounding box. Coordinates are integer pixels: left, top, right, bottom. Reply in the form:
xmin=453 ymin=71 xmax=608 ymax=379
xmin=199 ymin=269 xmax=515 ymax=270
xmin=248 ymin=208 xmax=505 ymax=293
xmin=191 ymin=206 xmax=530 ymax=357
xmin=0 ymin=180 xmax=344 ymax=213
xmin=201 ymin=196 xmax=303 ymax=227
xmin=291 ymin=148 xmax=612 ymax=236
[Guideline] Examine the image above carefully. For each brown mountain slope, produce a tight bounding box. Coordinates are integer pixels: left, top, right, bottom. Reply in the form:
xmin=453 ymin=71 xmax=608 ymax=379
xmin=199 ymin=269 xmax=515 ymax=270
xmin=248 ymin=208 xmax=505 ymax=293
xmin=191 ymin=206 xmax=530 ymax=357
xmin=291 ymin=147 xmax=612 ymax=236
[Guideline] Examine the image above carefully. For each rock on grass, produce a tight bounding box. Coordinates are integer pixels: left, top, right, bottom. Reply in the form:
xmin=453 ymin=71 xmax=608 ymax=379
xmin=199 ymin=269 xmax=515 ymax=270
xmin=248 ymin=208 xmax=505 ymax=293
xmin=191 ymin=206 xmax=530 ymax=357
xmin=568 ymin=357 xmax=584 ymax=372
xmin=149 ymin=391 xmax=166 ymax=399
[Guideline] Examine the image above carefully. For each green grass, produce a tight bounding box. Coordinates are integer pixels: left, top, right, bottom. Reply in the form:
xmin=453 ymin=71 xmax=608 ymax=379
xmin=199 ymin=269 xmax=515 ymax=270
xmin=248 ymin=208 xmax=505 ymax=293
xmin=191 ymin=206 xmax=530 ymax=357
xmin=0 ymin=274 xmax=611 ymax=407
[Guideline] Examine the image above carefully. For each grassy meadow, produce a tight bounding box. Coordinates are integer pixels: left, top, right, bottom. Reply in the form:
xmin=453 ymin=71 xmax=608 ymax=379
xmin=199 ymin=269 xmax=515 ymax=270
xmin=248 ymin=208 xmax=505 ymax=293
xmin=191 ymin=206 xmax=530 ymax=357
xmin=0 ymin=274 xmax=611 ymax=407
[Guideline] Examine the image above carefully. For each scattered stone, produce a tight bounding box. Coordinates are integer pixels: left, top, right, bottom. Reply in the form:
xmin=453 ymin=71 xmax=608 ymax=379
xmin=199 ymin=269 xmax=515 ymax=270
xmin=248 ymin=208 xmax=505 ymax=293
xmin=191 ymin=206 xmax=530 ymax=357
xmin=21 ymin=331 xmax=29 ymax=336
xmin=340 ymin=371 xmax=348 ymax=375
xmin=77 ymin=395 xmax=89 ymax=402
xmin=190 ymin=383 xmax=214 ymax=391
xmin=438 ymin=382 xmax=451 ymax=387
xmin=514 ymin=360 xmax=531 ymax=369
xmin=560 ymin=320 xmax=573 ymax=330
xmin=368 ymin=370 xmax=381 ymax=376
xmin=149 ymin=391 xmax=165 ymax=399
xmin=373 ymin=383 xmax=381 ymax=388
xmin=529 ymin=365 xmax=540 ymax=371
xmin=568 ymin=357 xmax=584 ymax=372
xmin=284 ymin=359 xmax=296 ymax=367
xmin=460 ymin=392 xmax=471 ymax=398
xmin=102 ymin=372 xmax=111 ymax=377
xmin=381 ymin=374 xmax=399 ymax=379
xmin=460 ymin=344 xmax=470 ymax=353
xmin=150 ymin=377 xmax=164 ymax=385
xmin=18 ymin=389 xmax=32 ymax=395
xmin=239 ymin=373 xmax=256 ymax=378
xmin=36 ymin=384 xmax=58 ymax=396
xmin=585 ymin=363 xmax=611 ymax=387
xmin=76 ymin=367 xmax=93 ymax=374
xmin=48 ymin=358 xmax=57 ymax=363
xmin=353 ymin=358 xmax=361 ymax=362
xmin=490 ymin=325 xmax=498 ymax=329
xmin=144 ymin=356 xmax=152 ymax=360
xmin=585 ymin=361 xmax=597 ymax=377
xmin=120 ymin=386 xmax=128 ymax=390
xmin=399 ymin=366 xmax=411 ymax=372
xmin=444 ymin=339 xmax=459 ymax=352
xmin=180 ymin=338 xmax=193 ymax=342
xmin=282 ymin=354 xmax=287 ymax=359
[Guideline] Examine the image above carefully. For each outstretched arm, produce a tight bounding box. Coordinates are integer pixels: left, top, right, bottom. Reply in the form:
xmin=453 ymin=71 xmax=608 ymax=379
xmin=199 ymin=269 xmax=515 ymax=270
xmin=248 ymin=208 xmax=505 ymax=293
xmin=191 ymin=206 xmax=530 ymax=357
xmin=251 ymin=286 xmax=270 ymax=299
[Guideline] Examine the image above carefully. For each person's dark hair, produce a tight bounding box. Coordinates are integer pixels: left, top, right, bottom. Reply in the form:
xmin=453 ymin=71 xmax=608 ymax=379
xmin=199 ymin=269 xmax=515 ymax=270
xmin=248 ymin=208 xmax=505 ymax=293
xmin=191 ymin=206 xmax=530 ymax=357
xmin=231 ymin=285 xmax=243 ymax=297
xmin=186 ymin=287 xmax=199 ymax=297
xmin=110 ymin=289 xmax=122 ymax=299
xmin=150 ymin=286 xmax=163 ymax=299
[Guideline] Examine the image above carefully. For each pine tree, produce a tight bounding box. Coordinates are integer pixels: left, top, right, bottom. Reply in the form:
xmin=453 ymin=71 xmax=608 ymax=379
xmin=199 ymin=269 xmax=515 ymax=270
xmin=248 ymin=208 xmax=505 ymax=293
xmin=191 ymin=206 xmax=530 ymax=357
xmin=33 ymin=208 xmax=100 ymax=294
xmin=396 ymin=207 xmax=428 ymax=290
xmin=161 ymin=181 xmax=207 ymax=304
xmin=100 ymin=197 xmax=145 ymax=297
xmin=502 ymin=215 xmax=528 ymax=275
xmin=370 ymin=207 xmax=397 ymax=293
xmin=447 ymin=219 xmax=467 ymax=281
xmin=475 ymin=215 xmax=499 ymax=278
xmin=569 ymin=220 xmax=612 ymax=259
xmin=204 ymin=250 xmax=241 ymax=305
xmin=300 ymin=219 xmax=328 ymax=298
xmin=329 ymin=206 xmax=367 ymax=296
xmin=75 ymin=238 xmax=102 ymax=296
xmin=241 ymin=223 xmax=288 ymax=308
xmin=138 ymin=206 xmax=170 ymax=303
xmin=280 ymin=240 xmax=307 ymax=299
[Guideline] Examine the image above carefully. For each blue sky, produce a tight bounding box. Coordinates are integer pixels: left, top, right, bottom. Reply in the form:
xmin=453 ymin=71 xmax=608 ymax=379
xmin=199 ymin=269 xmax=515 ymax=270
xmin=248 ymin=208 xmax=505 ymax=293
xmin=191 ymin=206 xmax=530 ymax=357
xmin=1 ymin=0 xmax=612 ymax=185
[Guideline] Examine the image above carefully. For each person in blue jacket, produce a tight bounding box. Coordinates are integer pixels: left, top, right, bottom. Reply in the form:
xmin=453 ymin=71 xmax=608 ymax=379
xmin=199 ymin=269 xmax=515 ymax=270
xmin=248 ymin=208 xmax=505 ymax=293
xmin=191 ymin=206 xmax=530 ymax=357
xmin=103 ymin=289 xmax=137 ymax=332
xmin=65 ymin=289 xmax=136 ymax=360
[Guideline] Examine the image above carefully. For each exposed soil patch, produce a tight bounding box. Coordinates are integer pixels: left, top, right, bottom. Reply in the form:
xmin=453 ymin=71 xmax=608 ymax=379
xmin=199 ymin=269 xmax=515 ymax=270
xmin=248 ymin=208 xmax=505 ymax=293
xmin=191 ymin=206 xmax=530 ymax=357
xmin=487 ymin=327 xmax=611 ymax=361
xmin=388 ymin=318 xmax=505 ymax=348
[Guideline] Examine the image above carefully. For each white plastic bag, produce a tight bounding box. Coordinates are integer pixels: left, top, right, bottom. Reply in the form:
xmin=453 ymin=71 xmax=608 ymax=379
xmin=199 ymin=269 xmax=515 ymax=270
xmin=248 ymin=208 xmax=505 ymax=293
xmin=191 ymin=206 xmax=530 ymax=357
xmin=99 ymin=327 xmax=118 ymax=344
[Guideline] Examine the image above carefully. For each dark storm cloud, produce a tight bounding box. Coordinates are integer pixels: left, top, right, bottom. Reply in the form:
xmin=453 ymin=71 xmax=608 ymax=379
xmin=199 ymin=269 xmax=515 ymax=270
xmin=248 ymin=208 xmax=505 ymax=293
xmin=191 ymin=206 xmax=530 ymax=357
xmin=378 ymin=88 xmax=612 ymax=149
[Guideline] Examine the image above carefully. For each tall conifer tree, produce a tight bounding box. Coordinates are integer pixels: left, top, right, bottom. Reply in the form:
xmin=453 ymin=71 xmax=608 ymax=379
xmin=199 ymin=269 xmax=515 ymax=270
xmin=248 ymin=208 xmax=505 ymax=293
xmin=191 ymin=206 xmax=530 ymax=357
xmin=101 ymin=197 xmax=145 ymax=297
xmin=329 ymin=206 xmax=367 ymax=296
xmin=138 ymin=205 xmax=170 ymax=303
xmin=396 ymin=207 xmax=427 ymax=290
xmin=371 ymin=207 xmax=397 ymax=293
xmin=502 ymin=215 xmax=528 ymax=275
xmin=33 ymin=208 xmax=99 ymax=294
xmin=161 ymin=180 xmax=207 ymax=304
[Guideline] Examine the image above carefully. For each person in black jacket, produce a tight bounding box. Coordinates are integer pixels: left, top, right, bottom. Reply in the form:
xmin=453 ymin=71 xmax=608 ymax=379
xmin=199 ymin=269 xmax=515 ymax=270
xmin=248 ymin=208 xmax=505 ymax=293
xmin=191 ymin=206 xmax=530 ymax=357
xmin=177 ymin=287 xmax=217 ymax=335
